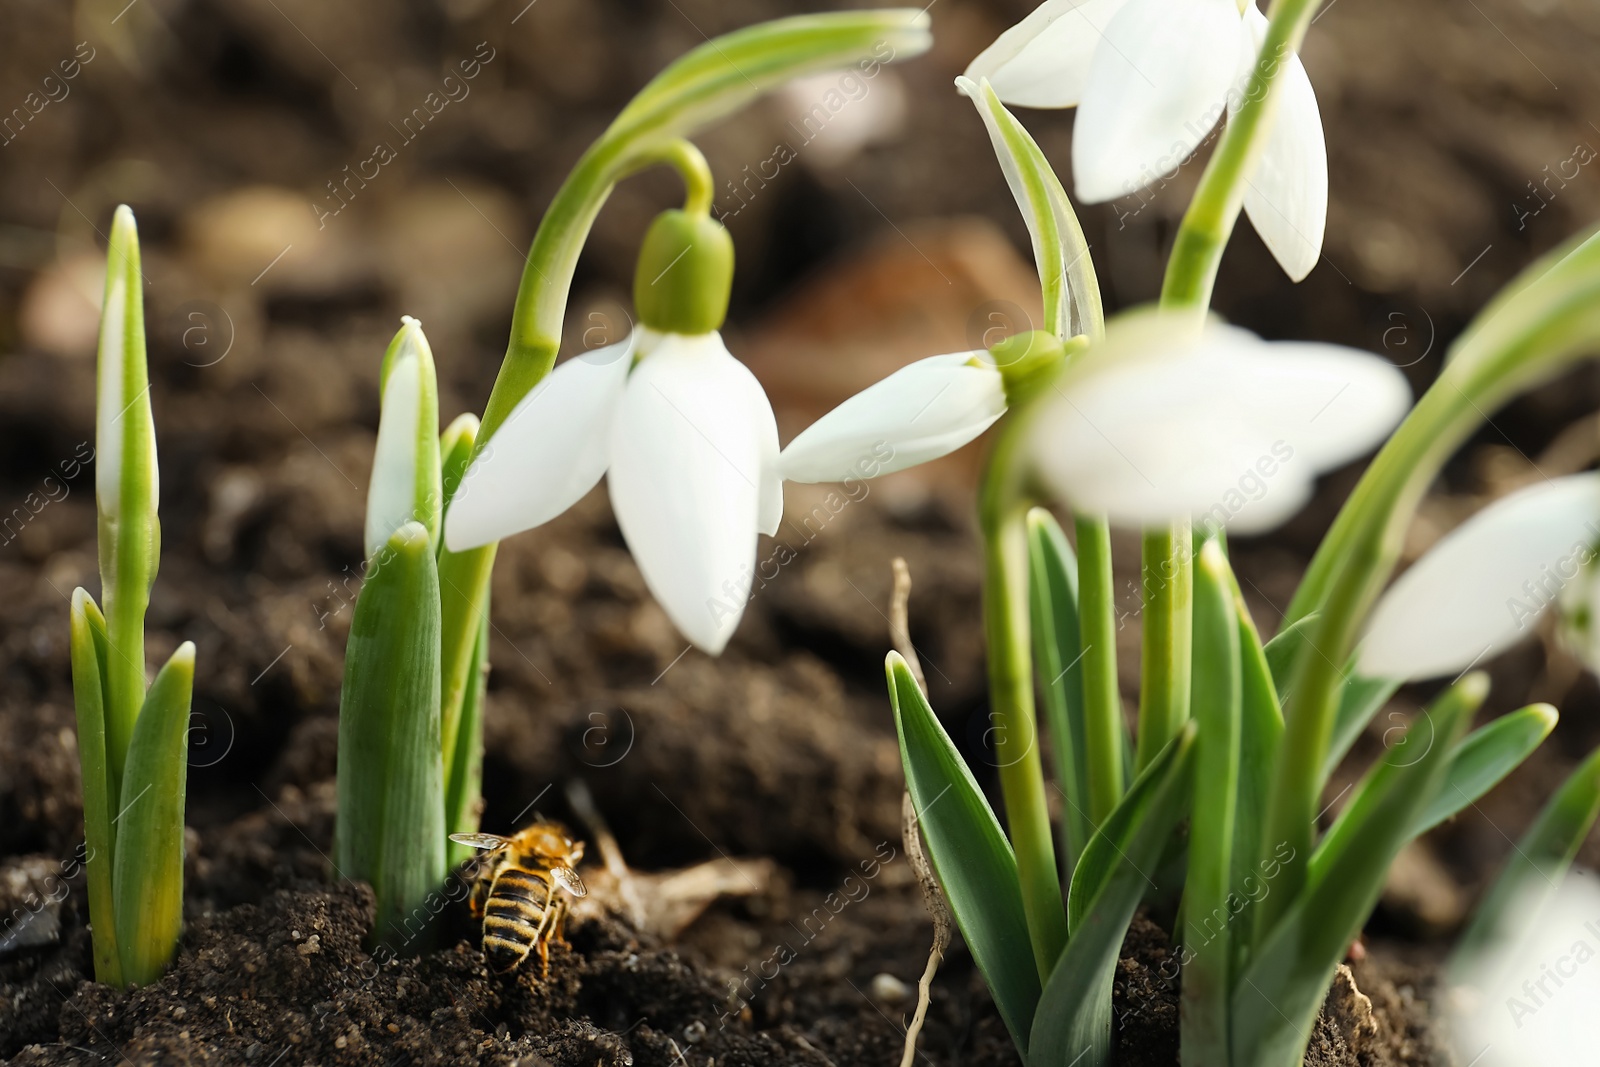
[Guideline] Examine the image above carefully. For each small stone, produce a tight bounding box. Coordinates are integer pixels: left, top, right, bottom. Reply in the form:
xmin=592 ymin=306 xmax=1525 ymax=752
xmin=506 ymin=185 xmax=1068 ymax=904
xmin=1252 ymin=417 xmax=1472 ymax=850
xmin=871 ymin=972 xmax=911 ymax=1003
xmin=683 ymin=1020 xmax=707 ymax=1044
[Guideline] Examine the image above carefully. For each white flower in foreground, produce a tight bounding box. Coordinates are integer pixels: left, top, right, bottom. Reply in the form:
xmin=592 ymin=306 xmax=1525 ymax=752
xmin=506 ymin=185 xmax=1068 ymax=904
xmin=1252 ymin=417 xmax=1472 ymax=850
xmin=445 ymin=328 xmax=781 ymax=655
xmin=966 ymin=0 xmax=1328 ymax=280
xmin=1447 ymin=871 xmax=1600 ymax=1067
xmin=779 ymin=351 xmax=1008 ymax=484
xmin=1359 ymin=473 xmax=1600 ymax=681
xmin=1027 ymin=313 xmax=1409 ymax=534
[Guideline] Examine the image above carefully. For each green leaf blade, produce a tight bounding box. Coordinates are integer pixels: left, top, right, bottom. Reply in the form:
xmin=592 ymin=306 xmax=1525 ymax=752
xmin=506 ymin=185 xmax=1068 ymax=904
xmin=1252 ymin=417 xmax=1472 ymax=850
xmin=1027 ymin=508 xmax=1093 ymax=875
xmin=886 ymin=653 xmax=1039 ymax=1053
xmin=112 ymin=641 xmax=195 ymax=987
xmin=336 ymin=522 xmax=446 ymax=952
xmin=1181 ymin=541 xmax=1241 ymax=1064
xmin=1411 ymin=703 xmax=1557 ymax=837
xmin=1034 ymin=725 xmax=1196 ymax=1067
xmin=69 ymin=589 xmax=122 ymax=987
xmin=1236 ymin=675 xmax=1484 ymax=1067
xmin=366 ymin=318 xmax=442 ymax=556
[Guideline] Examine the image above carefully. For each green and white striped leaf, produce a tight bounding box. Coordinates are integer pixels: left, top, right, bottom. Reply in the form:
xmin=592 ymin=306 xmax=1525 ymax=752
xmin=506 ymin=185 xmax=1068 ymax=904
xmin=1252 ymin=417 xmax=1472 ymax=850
xmin=336 ymin=522 xmax=446 ymax=952
xmin=68 ymin=588 xmax=122 ymax=986
xmin=366 ymin=318 xmax=441 ymax=556
xmin=956 ymin=76 xmax=1100 ymax=342
xmin=95 ymin=205 xmax=161 ymax=783
xmin=112 ymin=642 xmax=194 ymax=988
xmin=886 ymin=652 xmax=1039 ymax=1053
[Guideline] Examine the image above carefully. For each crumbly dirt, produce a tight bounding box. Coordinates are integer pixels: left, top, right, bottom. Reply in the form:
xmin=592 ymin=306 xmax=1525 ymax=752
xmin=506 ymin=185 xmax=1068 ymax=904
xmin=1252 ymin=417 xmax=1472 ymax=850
xmin=4 ymin=0 xmax=1600 ymax=1062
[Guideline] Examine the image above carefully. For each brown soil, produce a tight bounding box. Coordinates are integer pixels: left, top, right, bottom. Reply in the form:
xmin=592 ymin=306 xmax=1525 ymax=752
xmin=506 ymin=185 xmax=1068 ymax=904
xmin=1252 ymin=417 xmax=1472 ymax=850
xmin=4 ymin=0 xmax=1600 ymax=1063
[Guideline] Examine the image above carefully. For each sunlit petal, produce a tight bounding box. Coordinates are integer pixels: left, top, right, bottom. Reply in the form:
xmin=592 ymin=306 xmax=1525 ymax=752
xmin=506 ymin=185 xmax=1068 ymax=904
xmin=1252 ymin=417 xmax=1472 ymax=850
xmin=965 ymin=0 xmax=1128 ymax=108
xmin=1071 ymin=0 xmax=1243 ymax=203
xmin=780 ymin=352 xmax=1006 ymax=484
xmin=1029 ymin=314 xmax=1408 ymax=533
xmin=1359 ymin=473 xmax=1600 ymax=681
xmin=608 ymin=332 xmax=766 ymax=654
xmin=1236 ymin=7 xmax=1327 ymax=281
xmin=443 ymin=336 xmax=634 ymax=552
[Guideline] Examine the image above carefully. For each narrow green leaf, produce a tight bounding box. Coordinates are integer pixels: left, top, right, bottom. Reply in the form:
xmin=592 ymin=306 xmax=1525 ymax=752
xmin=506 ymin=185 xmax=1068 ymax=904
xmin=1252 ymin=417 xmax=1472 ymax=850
xmin=1182 ymin=541 xmax=1241 ymax=1065
xmin=69 ymin=589 xmax=122 ymax=987
xmin=112 ymin=642 xmax=194 ymax=987
xmin=1026 ymin=508 xmax=1093 ymax=876
xmin=1032 ymin=725 xmax=1196 ymax=1067
xmin=1075 ymin=514 xmax=1125 ymax=824
xmin=1227 ymin=572 xmax=1283 ymax=971
xmin=366 ymin=318 xmax=441 ymax=556
xmin=1450 ymin=742 xmax=1600 ymax=980
xmin=444 ymin=608 xmax=490 ymax=870
xmin=1260 ymin=612 xmax=1397 ymax=781
xmin=437 ymin=412 xmax=496 ymax=826
xmin=886 ymin=653 xmax=1039 ymax=1052
xmin=1135 ymin=522 xmax=1194 ymax=776
xmin=96 ymin=205 xmax=160 ymax=788
xmin=956 ymin=77 xmax=1101 ymax=340
xmin=1236 ymin=675 xmax=1483 ymax=1067
xmin=1411 ymin=703 xmax=1556 ymax=837
xmin=336 ymin=523 xmax=446 ymax=952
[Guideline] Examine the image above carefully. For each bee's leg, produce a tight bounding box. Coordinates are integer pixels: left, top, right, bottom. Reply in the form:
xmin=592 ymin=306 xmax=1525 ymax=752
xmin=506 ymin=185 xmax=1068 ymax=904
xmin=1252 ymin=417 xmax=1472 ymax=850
xmin=531 ymin=897 xmax=559 ymax=979
xmin=552 ymin=897 xmax=570 ymax=944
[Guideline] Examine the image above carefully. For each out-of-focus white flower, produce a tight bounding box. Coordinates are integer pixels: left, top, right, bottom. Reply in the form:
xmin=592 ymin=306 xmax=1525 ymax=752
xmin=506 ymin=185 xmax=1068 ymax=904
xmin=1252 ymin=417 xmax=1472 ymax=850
xmin=1026 ymin=313 xmax=1408 ymax=533
xmin=966 ymin=0 xmax=1328 ymax=280
xmin=445 ymin=329 xmax=781 ymax=655
xmin=1359 ymin=474 xmax=1600 ymax=681
xmin=1448 ymin=870 xmax=1600 ymax=1067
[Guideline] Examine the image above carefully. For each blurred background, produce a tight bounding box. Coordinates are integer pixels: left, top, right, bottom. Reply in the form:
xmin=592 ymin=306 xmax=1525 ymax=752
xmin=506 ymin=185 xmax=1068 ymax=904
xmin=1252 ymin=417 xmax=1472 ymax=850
xmin=2 ymin=0 xmax=1600 ymax=970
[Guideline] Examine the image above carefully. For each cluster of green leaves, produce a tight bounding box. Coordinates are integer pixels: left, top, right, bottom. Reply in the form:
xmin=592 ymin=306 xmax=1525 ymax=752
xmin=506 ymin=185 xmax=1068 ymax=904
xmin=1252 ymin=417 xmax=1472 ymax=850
xmin=892 ymin=34 xmax=1600 ymax=1067
xmin=334 ymin=320 xmax=493 ymax=950
xmin=69 ymin=207 xmax=196 ymax=988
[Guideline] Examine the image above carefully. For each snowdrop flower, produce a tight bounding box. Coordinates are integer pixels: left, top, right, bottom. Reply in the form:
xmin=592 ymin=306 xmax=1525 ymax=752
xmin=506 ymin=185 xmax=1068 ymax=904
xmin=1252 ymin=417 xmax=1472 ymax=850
xmin=1359 ymin=473 xmax=1600 ymax=681
xmin=966 ymin=0 xmax=1327 ymax=280
xmin=1447 ymin=870 xmax=1600 ymax=1067
xmin=445 ymin=210 xmax=780 ymax=655
xmin=1027 ymin=312 xmax=1409 ymax=533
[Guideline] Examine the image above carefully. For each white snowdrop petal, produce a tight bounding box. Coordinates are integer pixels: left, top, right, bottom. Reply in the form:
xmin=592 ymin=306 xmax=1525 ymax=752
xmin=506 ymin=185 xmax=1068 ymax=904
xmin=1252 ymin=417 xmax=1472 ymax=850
xmin=965 ymin=0 xmax=1128 ymax=109
xmin=443 ymin=336 xmax=633 ymax=552
xmin=1029 ymin=317 xmax=1407 ymax=532
xmin=1448 ymin=872 xmax=1600 ymax=1067
xmin=1236 ymin=8 xmax=1327 ymax=282
xmin=779 ymin=353 xmax=1006 ymax=484
xmin=1358 ymin=473 xmax=1600 ymax=681
xmin=1071 ymin=0 xmax=1243 ymax=203
xmin=713 ymin=347 xmax=783 ymax=537
xmin=608 ymin=333 xmax=766 ymax=655
xmin=94 ymin=272 xmax=128 ymax=516
xmin=366 ymin=348 xmax=424 ymax=557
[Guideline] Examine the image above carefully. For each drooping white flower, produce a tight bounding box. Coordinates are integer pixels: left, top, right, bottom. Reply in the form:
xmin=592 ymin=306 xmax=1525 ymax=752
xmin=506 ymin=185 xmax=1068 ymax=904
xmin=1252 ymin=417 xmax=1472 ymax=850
xmin=779 ymin=351 xmax=1008 ymax=484
xmin=966 ymin=0 xmax=1328 ymax=280
xmin=1027 ymin=313 xmax=1409 ymax=534
xmin=445 ymin=329 xmax=781 ymax=655
xmin=1358 ymin=473 xmax=1600 ymax=681
xmin=1447 ymin=870 xmax=1600 ymax=1067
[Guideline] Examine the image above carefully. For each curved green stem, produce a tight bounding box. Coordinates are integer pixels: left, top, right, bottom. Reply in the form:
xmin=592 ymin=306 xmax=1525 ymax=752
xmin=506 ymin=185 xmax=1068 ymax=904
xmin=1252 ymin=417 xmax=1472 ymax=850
xmin=1135 ymin=522 xmax=1193 ymax=773
xmin=1160 ymin=0 xmax=1326 ymax=308
xmin=1256 ymin=228 xmax=1600 ymax=937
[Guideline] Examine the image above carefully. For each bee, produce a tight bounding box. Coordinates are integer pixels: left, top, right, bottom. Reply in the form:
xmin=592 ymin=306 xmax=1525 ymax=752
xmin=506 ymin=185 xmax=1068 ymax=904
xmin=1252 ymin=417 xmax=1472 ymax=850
xmin=450 ymin=820 xmax=587 ymax=975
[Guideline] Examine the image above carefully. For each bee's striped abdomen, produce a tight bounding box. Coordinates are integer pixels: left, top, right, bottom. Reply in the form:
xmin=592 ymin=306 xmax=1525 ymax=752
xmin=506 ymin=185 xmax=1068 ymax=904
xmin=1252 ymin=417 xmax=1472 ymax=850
xmin=481 ymin=866 xmax=553 ymax=973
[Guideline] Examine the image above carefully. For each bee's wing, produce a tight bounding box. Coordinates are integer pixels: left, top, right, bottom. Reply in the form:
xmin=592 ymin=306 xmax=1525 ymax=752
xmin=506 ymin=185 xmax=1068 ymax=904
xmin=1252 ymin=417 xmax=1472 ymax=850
xmin=551 ymin=865 xmax=587 ymax=898
xmin=449 ymin=832 xmax=510 ymax=851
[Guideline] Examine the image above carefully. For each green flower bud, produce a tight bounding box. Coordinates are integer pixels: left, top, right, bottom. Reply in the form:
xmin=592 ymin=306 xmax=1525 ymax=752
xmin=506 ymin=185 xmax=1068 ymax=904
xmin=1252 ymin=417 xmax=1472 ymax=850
xmin=633 ymin=209 xmax=734 ymax=335
xmin=988 ymin=330 xmax=1068 ymax=408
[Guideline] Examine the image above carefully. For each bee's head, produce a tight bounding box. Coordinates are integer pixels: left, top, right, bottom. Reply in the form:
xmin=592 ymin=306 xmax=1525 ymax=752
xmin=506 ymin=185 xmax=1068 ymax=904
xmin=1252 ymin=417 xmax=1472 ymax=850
xmin=525 ymin=821 xmax=584 ymax=866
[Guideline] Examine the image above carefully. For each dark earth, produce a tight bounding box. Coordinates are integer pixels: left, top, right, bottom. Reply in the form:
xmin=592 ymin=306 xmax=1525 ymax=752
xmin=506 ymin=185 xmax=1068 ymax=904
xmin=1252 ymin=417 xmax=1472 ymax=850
xmin=4 ymin=0 xmax=1600 ymax=1063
